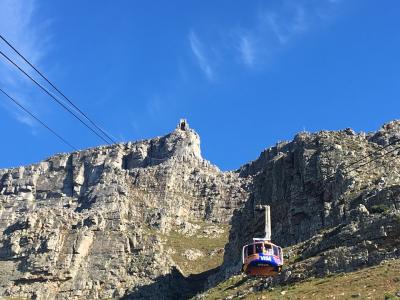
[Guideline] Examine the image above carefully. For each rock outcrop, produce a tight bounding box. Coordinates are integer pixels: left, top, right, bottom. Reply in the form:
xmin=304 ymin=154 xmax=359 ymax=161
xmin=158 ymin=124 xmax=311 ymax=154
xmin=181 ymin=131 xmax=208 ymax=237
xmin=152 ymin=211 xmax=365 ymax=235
xmin=214 ymin=121 xmax=400 ymax=287
xmin=1 ymin=119 xmax=400 ymax=299
xmin=0 ymin=120 xmax=248 ymax=299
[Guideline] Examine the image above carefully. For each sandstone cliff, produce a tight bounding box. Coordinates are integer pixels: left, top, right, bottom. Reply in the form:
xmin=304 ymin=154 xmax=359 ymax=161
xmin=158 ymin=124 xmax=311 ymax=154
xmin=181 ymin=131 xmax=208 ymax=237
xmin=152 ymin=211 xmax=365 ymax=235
xmin=1 ymin=120 xmax=400 ymax=300
xmin=0 ymin=120 xmax=247 ymax=299
xmin=212 ymin=121 xmax=400 ymax=290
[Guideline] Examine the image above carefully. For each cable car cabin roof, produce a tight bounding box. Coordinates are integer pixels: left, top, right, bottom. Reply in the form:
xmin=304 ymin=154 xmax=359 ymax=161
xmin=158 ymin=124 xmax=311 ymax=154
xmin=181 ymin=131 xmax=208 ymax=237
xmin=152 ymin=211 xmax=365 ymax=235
xmin=243 ymin=238 xmax=280 ymax=248
xmin=242 ymin=241 xmax=282 ymax=256
xmin=242 ymin=239 xmax=283 ymax=262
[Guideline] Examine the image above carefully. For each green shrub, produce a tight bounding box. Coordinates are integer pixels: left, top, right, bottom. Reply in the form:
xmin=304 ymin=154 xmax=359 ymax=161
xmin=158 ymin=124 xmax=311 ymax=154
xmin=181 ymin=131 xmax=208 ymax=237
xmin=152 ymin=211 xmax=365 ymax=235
xmin=369 ymin=204 xmax=390 ymax=214
xmin=384 ymin=293 xmax=398 ymax=300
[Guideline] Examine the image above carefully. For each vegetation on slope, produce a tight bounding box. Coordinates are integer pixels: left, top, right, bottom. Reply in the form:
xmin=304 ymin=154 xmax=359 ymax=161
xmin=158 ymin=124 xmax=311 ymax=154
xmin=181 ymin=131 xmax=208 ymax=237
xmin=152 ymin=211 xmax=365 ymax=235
xmin=199 ymin=259 xmax=400 ymax=300
xmin=143 ymin=220 xmax=230 ymax=275
xmin=163 ymin=225 xmax=230 ymax=275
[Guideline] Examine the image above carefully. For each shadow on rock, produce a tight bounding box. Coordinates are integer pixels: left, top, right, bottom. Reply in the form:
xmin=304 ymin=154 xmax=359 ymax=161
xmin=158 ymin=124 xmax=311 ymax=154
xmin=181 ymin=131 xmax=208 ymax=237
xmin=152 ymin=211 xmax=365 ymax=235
xmin=122 ymin=266 xmax=219 ymax=300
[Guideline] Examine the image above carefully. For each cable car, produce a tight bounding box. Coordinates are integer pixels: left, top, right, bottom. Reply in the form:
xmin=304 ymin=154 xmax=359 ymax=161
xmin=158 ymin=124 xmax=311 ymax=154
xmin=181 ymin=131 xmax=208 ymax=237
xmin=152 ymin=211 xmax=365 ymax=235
xmin=242 ymin=238 xmax=283 ymax=276
xmin=241 ymin=205 xmax=283 ymax=277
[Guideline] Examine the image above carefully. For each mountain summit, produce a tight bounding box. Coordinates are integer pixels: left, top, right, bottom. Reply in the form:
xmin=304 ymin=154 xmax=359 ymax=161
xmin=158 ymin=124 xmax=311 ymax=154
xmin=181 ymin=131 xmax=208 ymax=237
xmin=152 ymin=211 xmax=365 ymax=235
xmin=0 ymin=120 xmax=247 ymax=299
xmin=0 ymin=120 xmax=399 ymax=299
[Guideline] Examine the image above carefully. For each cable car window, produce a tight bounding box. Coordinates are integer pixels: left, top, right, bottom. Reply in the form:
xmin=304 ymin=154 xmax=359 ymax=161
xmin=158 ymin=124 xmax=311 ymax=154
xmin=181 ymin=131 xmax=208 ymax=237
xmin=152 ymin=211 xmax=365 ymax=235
xmin=255 ymin=243 xmax=263 ymax=253
xmin=264 ymin=243 xmax=272 ymax=250
xmin=247 ymin=245 xmax=254 ymax=256
xmin=273 ymin=246 xmax=279 ymax=256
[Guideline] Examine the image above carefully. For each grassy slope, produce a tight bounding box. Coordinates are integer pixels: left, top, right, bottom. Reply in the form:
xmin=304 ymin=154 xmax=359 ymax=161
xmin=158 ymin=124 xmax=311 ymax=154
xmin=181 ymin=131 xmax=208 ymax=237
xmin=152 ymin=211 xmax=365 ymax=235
xmin=156 ymin=222 xmax=230 ymax=275
xmin=200 ymin=259 xmax=400 ymax=300
xmin=165 ymin=231 xmax=227 ymax=275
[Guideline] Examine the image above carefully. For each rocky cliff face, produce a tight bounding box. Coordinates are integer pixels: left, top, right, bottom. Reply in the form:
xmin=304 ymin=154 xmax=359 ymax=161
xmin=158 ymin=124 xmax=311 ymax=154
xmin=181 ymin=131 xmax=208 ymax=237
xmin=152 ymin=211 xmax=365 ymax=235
xmin=0 ymin=121 xmax=248 ymax=299
xmin=215 ymin=120 xmax=400 ymax=287
xmin=1 ymin=120 xmax=400 ymax=300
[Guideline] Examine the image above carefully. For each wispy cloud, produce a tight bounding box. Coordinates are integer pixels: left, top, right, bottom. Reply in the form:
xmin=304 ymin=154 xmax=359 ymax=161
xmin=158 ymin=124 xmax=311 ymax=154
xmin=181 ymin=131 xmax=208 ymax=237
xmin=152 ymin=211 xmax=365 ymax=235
xmin=187 ymin=0 xmax=342 ymax=74
xmin=147 ymin=94 xmax=162 ymax=119
xmin=189 ymin=31 xmax=214 ymax=81
xmin=15 ymin=111 xmax=37 ymax=128
xmin=262 ymin=5 xmax=308 ymax=45
xmin=235 ymin=1 xmax=340 ymax=68
xmin=238 ymin=35 xmax=255 ymax=67
xmin=0 ymin=0 xmax=50 ymax=130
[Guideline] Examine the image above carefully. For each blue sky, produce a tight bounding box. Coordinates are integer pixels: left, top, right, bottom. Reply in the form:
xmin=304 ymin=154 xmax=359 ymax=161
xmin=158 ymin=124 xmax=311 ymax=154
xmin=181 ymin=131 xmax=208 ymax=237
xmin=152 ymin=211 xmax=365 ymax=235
xmin=0 ymin=0 xmax=399 ymax=170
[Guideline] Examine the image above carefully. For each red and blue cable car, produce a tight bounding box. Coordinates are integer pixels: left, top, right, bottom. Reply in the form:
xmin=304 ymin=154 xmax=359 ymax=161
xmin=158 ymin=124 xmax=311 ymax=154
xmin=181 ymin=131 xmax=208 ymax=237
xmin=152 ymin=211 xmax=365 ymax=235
xmin=242 ymin=238 xmax=283 ymax=277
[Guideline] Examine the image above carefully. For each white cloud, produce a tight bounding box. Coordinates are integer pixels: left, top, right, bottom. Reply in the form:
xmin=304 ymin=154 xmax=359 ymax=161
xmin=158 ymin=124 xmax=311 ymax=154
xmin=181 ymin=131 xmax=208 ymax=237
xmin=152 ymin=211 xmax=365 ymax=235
xmin=0 ymin=89 xmax=36 ymax=131
xmin=0 ymin=0 xmax=50 ymax=129
xmin=15 ymin=111 xmax=36 ymax=128
xmin=233 ymin=0 xmax=341 ymax=68
xmin=189 ymin=31 xmax=214 ymax=81
xmin=265 ymin=5 xmax=308 ymax=44
xmin=238 ymin=35 xmax=255 ymax=67
xmin=265 ymin=13 xmax=289 ymax=44
xmin=292 ymin=6 xmax=308 ymax=33
xmin=185 ymin=1 xmax=342 ymax=78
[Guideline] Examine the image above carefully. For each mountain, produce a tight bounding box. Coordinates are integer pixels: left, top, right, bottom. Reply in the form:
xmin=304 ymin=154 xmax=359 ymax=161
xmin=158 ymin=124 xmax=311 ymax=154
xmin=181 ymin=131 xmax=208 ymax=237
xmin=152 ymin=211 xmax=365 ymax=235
xmin=0 ymin=120 xmax=247 ymax=299
xmin=208 ymin=121 xmax=400 ymax=291
xmin=1 ymin=119 xmax=399 ymax=299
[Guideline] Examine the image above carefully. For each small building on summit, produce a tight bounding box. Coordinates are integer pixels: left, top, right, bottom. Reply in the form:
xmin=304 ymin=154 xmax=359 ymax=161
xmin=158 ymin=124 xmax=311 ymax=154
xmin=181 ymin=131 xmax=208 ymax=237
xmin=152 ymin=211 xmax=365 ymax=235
xmin=178 ymin=119 xmax=188 ymax=131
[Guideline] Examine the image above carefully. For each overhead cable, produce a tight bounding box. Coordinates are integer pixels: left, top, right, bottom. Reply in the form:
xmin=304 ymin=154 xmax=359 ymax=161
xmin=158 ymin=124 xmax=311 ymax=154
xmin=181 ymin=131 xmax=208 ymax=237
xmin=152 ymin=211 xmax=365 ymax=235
xmin=0 ymin=49 xmax=112 ymax=145
xmin=0 ymin=33 xmax=117 ymax=144
xmin=0 ymin=87 xmax=78 ymax=151
xmin=261 ymin=138 xmax=400 ymax=205
xmin=342 ymin=137 xmax=400 ymax=174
